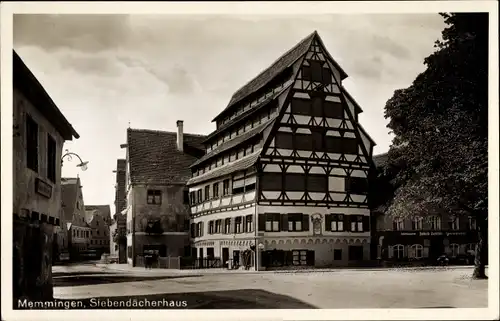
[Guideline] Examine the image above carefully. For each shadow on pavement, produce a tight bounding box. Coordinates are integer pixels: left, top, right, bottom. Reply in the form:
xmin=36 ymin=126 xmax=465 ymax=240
xmin=53 ymin=273 xmax=201 ymax=287
xmin=22 ymin=289 xmax=317 ymax=309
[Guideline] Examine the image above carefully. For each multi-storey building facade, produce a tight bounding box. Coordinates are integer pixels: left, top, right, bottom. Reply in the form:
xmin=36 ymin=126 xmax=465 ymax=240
xmin=372 ymin=153 xmax=478 ymax=264
xmin=187 ymin=31 xmax=376 ymax=269
xmin=13 ymin=50 xmax=80 ymax=300
xmin=85 ymin=205 xmax=111 ymax=255
xmin=61 ymin=177 xmax=91 ymax=258
xmin=123 ymin=122 xmax=206 ymax=266
xmin=110 ymin=159 xmax=127 ymax=263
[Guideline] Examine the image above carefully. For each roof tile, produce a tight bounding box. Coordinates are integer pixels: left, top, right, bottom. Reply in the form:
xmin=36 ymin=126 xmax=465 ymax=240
xmin=127 ymin=128 xmax=207 ymax=185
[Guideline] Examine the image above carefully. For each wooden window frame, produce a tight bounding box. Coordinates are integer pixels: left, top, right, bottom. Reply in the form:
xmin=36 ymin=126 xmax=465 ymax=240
xmin=147 ymin=190 xmax=162 ymax=205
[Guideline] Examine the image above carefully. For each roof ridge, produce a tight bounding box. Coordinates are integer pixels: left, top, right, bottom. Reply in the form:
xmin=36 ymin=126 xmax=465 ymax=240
xmin=127 ymin=127 xmax=207 ymax=137
xmin=213 ymin=31 xmax=317 ymax=121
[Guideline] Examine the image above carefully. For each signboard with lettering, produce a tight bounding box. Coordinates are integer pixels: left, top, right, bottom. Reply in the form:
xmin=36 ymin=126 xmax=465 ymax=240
xmin=35 ymin=178 xmax=52 ymax=199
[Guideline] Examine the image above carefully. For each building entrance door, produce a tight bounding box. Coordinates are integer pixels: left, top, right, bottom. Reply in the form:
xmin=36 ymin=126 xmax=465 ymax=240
xmin=222 ymin=248 xmax=229 ymax=268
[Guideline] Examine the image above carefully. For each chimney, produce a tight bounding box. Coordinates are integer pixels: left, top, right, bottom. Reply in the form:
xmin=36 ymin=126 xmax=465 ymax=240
xmin=176 ymin=120 xmax=184 ymax=152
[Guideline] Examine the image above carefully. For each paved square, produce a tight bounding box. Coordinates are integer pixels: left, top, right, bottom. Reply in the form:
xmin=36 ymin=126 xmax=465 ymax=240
xmin=53 ymin=264 xmax=487 ymax=309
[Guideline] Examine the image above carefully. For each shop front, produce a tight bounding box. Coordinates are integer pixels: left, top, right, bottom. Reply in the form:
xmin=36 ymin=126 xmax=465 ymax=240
xmin=375 ymin=230 xmax=477 ymax=266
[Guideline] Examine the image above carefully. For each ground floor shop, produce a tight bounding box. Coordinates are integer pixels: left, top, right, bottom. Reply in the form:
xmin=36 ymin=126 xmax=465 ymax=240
xmin=375 ymin=230 xmax=478 ymax=265
xmin=191 ymin=236 xmax=371 ymax=269
xmin=126 ymin=232 xmax=190 ymax=267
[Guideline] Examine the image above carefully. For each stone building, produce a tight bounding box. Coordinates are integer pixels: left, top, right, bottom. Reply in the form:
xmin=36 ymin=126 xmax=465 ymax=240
xmin=13 ymin=50 xmax=79 ymax=301
xmin=372 ymin=153 xmax=478 ymax=265
xmin=123 ymin=122 xmax=206 ymax=266
xmin=85 ymin=205 xmax=111 ymax=255
xmin=110 ymin=159 xmax=127 ymax=263
xmin=61 ymin=177 xmax=91 ymax=259
xmin=187 ymin=31 xmax=376 ymax=269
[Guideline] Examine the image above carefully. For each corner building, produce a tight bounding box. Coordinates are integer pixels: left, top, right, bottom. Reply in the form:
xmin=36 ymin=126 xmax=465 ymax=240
xmin=187 ymin=31 xmax=376 ymax=269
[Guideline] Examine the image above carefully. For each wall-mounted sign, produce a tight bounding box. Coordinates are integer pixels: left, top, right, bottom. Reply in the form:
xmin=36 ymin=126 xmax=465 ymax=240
xmin=35 ymin=178 xmax=52 ymax=199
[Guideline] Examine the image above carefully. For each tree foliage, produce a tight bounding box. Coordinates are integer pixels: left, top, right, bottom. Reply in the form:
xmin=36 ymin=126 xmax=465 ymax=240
xmin=379 ymin=13 xmax=489 ymax=278
xmin=382 ymin=13 xmax=488 ymax=220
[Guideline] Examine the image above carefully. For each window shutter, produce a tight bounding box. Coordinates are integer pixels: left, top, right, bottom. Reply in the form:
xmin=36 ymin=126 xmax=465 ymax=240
xmin=230 ymin=218 xmax=236 ymax=234
xmin=200 ymin=222 xmax=204 ymax=237
xmin=306 ymin=250 xmax=315 ymax=266
xmin=281 ymin=214 xmax=288 ymax=232
xmin=362 ymin=216 xmax=370 ymax=232
xmin=423 ymin=247 xmax=429 ymax=258
xmin=302 ymin=214 xmax=310 ymax=232
xmin=325 ymin=215 xmax=332 ymax=231
xmin=388 ymin=246 xmax=394 ymax=259
xmin=258 ymin=214 xmax=266 ymax=231
xmin=344 ymin=215 xmax=351 ymax=231
xmin=242 ymin=216 xmax=246 ymax=233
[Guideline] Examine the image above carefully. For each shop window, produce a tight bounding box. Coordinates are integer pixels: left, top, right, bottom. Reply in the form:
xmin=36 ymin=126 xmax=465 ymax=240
xmin=390 ymin=244 xmax=405 ymax=259
xmin=292 ymin=250 xmax=308 ymax=266
xmin=450 ymin=243 xmax=460 ymax=257
xmin=409 ymin=244 xmax=424 ymax=259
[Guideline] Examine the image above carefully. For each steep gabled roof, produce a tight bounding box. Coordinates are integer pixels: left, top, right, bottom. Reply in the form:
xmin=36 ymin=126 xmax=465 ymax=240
xmin=84 ymin=205 xmax=111 ymax=222
xmin=127 ymin=128 xmax=207 ymax=185
xmin=213 ymin=31 xmax=348 ymax=122
xmin=13 ymin=50 xmax=79 ymax=140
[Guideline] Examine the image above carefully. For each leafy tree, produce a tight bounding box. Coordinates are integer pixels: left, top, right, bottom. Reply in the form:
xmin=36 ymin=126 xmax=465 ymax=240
xmin=382 ymin=13 xmax=488 ymax=278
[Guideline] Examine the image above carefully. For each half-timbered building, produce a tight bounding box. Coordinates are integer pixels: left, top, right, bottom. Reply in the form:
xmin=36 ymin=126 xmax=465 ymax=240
xmin=187 ymin=31 xmax=376 ymax=269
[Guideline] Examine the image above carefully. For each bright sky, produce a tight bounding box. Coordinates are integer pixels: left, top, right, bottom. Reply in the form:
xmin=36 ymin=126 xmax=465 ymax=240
xmin=13 ymin=13 xmax=445 ymax=213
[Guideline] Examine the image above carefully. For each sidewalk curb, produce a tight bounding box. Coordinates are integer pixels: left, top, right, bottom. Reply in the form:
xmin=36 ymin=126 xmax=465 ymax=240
xmin=95 ymin=263 xmax=477 ymax=276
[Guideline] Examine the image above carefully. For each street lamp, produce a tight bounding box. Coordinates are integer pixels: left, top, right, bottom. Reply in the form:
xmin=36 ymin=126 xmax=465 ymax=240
xmin=61 ymin=149 xmax=89 ymax=171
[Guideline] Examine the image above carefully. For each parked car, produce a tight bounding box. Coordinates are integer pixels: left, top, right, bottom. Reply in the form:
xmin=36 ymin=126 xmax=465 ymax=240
xmin=437 ymin=255 xmax=450 ymax=266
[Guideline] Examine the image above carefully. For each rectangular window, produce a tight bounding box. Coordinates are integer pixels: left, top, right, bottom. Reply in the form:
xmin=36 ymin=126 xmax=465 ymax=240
xmin=307 ymin=174 xmax=328 ymax=193
xmin=310 ymin=61 xmax=324 ymax=83
xmin=189 ymin=191 xmax=196 ymax=205
xmin=224 ymin=218 xmax=231 ymax=234
xmin=26 ymin=114 xmax=39 ymax=172
xmin=196 ymin=222 xmax=203 ymax=237
xmin=429 ymin=216 xmax=441 ymax=230
xmin=208 ymin=221 xmax=214 ymax=234
xmin=468 ymin=216 xmax=477 ymax=230
xmin=284 ymin=174 xmax=306 ymax=191
xmin=265 ymin=213 xmax=280 ymax=232
xmin=275 ymin=132 xmax=294 ymax=150
xmin=323 ymin=101 xmax=344 ymax=119
xmin=204 ymin=185 xmax=210 ymax=201
xmin=393 ymin=218 xmax=404 ymax=231
xmin=183 ymin=190 xmax=190 ymax=204
xmin=345 ymin=177 xmax=369 ymax=195
xmin=223 ymin=179 xmax=230 ymax=195
xmin=350 ymin=215 xmax=364 ymax=232
xmin=295 ymin=134 xmax=313 ymax=151
xmin=287 ymin=213 xmax=303 ymax=231
xmin=213 ymin=183 xmax=219 ymax=198
xmin=330 ymin=214 xmax=344 ymax=231
xmin=301 ymin=66 xmax=312 ymax=81
xmin=412 ymin=216 xmax=423 ymax=230
xmin=215 ymin=219 xmax=222 ymax=234
xmin=197 ymin=189 xmax=202 ymax=203
xmin=245 ymin=215 xmax=253 ymax=233
xmin=291 ymin=98 xmax=311 ymax=115
xmin=147 ymin=190 xmax=162 ymax=205
xmin=47 ymin=134 xmax=56 ymax=182
xmin=292 ymin=250 xmax=308 ymax=266
xmin=449 ymin=216 xmax=459 ymax=230
xmin=261 ymin=172 xmax=283 ymax=191
xmin=235 ymin=216 xmax=242 ymax=233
